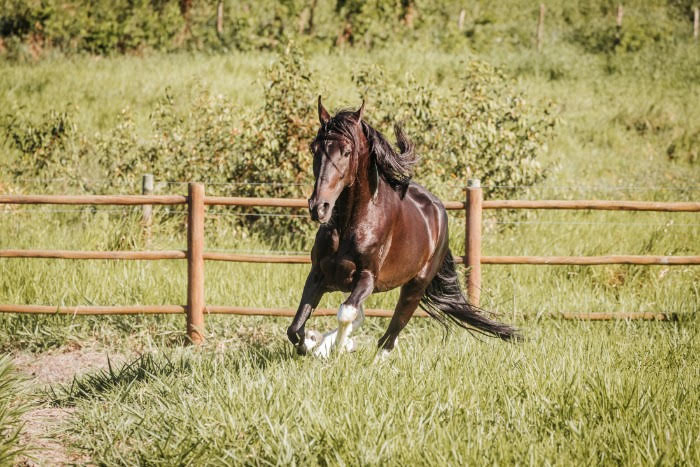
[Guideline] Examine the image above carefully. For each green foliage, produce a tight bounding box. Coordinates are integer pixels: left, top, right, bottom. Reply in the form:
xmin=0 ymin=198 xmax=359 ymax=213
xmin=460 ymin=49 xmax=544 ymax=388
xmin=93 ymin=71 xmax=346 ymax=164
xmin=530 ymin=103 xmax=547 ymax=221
xmin=0 ymin=356 xmax=30 ymax=465
xmin=0 ymin=0 xmax=696 ymax=58
xmin=0 ymin=0 xmax=184 ymax=56
xmin=1 ymin=49 xmax=553 ymax=229
xmin=571 ymin=16 xmax=676 ymax=54
xmin=354 ymin=61 xmax=554 ymax=200
xmin=1 ymin=110 xmax=81 ymax=184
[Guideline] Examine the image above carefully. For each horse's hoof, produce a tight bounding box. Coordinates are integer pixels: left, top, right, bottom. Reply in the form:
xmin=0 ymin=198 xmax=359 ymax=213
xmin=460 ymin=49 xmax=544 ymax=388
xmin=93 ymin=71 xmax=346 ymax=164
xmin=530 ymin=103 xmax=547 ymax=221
xmin=344 ymin=337 xmax=356 ymax=353
xmin=373 ymin=348 xmax=391 ymax=363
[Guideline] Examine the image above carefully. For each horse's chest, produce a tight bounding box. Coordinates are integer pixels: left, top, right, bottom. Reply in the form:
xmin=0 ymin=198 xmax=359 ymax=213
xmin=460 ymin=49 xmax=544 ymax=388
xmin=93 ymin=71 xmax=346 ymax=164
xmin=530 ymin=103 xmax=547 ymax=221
xmin=320 ymin=253 xmax=357 ymax=291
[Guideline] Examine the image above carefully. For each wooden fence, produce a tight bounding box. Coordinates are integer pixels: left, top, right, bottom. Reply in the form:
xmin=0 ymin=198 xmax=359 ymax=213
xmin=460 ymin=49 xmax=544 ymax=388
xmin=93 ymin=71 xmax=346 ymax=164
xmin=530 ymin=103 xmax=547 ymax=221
xmin=1 ymin=179 xmax=699 ymax=343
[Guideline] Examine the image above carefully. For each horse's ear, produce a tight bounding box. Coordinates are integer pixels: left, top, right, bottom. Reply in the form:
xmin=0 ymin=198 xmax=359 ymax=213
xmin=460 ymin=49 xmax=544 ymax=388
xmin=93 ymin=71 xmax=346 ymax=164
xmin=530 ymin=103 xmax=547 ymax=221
xmin=318 ymin=95 xmax=330 ymax=125
xmin=369 ymin=154 xmax=379 ymax=201
xmin=352 ymin=100 xmax=365 ymax=123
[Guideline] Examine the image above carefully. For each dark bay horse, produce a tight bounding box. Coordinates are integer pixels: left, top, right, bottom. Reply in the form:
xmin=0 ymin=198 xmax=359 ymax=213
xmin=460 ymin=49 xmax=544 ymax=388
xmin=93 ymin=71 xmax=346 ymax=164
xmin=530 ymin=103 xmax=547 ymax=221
xmin=287 ymin=98 xmax=518 ymax=358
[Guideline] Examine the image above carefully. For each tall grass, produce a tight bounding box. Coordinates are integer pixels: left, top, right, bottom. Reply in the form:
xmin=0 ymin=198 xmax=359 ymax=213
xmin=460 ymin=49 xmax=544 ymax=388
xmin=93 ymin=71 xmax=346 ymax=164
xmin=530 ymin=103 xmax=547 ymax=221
xmin=51 ymin=319 xmax=700 ymax=465
xmin=0 ymin=356 xmax=30 ymax=465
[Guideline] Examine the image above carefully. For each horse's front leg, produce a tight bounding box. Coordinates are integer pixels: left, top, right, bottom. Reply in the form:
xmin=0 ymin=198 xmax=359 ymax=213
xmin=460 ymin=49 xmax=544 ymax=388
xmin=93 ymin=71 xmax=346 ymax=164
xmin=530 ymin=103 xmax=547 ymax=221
xmin=315 ymin=270 xmax=373 ymax=357
xmin=287 ymin=267 xmax=325 ymax=355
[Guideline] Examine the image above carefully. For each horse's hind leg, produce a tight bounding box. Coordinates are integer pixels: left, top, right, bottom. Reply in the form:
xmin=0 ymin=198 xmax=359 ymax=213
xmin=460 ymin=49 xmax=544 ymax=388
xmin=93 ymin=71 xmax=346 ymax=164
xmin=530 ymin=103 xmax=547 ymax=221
xmin=377 ymin=279 xmax=427 ymax=358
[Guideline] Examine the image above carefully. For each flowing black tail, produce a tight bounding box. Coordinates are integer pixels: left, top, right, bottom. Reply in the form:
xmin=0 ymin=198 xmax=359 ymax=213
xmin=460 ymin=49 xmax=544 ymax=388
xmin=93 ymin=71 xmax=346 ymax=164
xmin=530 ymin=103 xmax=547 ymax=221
xmin=420 ymin=250 xmax=520 ymax=341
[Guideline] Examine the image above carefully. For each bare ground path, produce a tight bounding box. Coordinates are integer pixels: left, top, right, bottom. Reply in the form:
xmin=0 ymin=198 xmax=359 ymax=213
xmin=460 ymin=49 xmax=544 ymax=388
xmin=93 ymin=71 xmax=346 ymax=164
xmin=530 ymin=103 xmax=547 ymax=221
xmin=12 ymin=345 xmax=130 ymax=466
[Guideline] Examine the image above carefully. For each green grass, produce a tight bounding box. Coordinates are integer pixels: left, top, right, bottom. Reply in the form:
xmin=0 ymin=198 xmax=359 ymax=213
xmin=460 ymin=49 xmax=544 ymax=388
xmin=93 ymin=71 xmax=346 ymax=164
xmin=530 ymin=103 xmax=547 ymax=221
xmin=0 ymin=356 xmax=30 ymax=465
xmin=51 ymin=319 xmax=700 ymax=465
xmin=1 ymin=35 xmax=699 ymax=464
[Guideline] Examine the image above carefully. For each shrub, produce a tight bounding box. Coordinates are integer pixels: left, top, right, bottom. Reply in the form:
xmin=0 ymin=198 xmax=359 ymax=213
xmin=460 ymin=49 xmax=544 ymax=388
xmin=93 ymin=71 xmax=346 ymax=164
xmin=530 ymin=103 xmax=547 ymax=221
xmin=1 ymin=109 xmax=81 ymax=186
xmin=3 ymin=49 xmax=554 ymax=237
xmin=352 ymin=60 xmax=554 ymax=200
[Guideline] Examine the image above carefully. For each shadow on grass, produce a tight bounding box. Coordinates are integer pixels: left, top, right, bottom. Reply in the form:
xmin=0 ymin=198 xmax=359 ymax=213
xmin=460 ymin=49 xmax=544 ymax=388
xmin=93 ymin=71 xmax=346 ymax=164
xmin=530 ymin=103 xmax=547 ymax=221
xmin=48 ymin=353 xmax=191 ymax=407
xmin=48 ymin=343 xmax=291 ymax=407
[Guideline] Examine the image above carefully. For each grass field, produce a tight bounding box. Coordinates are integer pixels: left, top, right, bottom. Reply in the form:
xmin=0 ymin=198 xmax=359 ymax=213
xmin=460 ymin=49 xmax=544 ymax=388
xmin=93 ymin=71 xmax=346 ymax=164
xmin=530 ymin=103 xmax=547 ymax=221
xmin=1 ymin=34 xmax=699 ymax=465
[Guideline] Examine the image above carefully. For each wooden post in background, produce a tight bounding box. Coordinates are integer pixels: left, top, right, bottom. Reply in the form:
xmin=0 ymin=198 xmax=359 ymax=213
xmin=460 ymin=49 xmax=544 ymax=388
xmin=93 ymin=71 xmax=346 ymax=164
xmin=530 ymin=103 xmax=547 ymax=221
xmin=216 ymin=2 xmax=224 ymax=36
xmin=616 ymin=4 xmax=624 ymax=27
xmin=465 ymin=179 xmax=483 ymax=307
xmin=142 ymin=174 xmax=154 ymax=243
xmin=694 ymin=7 xmax=699 ymax=40
xmin=536 ymin=4 xmax=545 ymax=51
xmin=187 ymin=183 xmax=205 ymax=344
xmin=458 ymin=9 xmax=466 ymax=31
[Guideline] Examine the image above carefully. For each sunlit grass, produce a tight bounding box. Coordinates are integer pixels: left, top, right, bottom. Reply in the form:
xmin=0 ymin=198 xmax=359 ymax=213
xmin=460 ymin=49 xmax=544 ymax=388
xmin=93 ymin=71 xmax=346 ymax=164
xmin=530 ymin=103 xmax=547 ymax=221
xmin=0 ymin=36 xmax=699 ymax=464
xmin=47 ymin=319 xmax=700 ymax=465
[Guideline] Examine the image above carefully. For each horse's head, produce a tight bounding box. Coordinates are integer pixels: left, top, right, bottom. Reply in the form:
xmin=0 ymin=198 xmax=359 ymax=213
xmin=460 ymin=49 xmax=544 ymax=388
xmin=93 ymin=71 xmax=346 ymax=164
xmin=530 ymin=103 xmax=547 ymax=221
xmin=308 ymin=97 xmax=365 ymax=224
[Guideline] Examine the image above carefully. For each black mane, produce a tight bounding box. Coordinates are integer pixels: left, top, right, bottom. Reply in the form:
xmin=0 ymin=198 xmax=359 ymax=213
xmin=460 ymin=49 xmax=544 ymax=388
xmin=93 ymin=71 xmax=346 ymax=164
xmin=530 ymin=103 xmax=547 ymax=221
xmin=316 ymin=110 xmax=418 ymax=194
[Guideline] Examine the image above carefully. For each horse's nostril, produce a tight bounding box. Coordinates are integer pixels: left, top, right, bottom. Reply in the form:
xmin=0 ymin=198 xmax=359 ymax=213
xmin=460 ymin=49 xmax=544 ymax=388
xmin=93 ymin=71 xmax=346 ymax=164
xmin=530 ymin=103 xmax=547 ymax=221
xmin=318 ymin=202 xmax=330 ymax=217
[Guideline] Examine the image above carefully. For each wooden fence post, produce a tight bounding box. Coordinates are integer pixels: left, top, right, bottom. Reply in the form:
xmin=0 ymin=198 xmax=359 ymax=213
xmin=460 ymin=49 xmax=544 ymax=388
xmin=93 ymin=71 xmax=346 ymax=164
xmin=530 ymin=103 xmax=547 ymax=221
xmin=142 ymin=174 xmax=154 ymax=242
xmin=465 ymin=179 xmax=483 ymax=306
xmin=616 ymin=4 xmax=624 ymax=28
xmin=458 ymin=9 xmax=466 ymax=31
xmin=187 ymin=182 xmax=205 ymax=344
xmin=536 ymin=3 xmax=545 ymax=51
xmin=694 ymin=7 xmax=699 ymax=40
xmin=216 ymin=2 xmax=224 ymax=36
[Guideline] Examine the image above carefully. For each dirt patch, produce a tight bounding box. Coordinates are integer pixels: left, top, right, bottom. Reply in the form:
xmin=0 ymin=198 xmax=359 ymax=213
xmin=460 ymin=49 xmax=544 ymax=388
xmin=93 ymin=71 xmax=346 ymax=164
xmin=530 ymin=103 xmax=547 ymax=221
xmin=15 ymin=406 xmax=88 ymax=466
xmin=13 ymin=347 xmax=128 ymax=386
xmin=11 ymin=347 xmax=131 ymax=466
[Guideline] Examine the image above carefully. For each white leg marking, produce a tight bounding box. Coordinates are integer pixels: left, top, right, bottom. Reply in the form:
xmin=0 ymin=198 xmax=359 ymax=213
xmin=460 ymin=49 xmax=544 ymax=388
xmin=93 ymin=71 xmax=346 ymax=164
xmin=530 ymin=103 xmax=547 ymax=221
xmin=352 ymin=304 xmax=365 ymax=332
xmin=374 ymin=334 xmax=397 ymax=363
xmin=374 ymin=348 xmax=392 ymax=363
xmin=313 ymin=329 xmax=338 ymax=358
xmin=312 ymin=304 xmax=365 ymax=358
xmin=335 ymin=304 xmax=358 ymax=352
xmin=298 ymin=329 xmax=322 ymax=354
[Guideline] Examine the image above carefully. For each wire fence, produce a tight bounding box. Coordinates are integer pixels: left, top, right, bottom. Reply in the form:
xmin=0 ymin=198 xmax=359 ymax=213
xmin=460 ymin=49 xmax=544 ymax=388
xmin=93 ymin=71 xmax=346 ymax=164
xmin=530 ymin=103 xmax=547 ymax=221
xmin=6 ymin=177 xmax=700 ymax=192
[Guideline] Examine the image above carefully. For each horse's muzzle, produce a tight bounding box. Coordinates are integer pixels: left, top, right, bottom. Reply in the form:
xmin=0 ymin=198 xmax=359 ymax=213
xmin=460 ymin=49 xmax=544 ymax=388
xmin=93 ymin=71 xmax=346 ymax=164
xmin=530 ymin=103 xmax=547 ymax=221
xmin=309 ymin=198 xmax=331 ymax=223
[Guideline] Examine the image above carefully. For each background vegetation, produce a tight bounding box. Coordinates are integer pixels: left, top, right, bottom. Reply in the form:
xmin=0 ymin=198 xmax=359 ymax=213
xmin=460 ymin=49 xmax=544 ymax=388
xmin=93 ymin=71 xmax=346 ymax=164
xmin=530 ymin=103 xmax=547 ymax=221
xmin=0 ymin=0 xmax=698 ymax=465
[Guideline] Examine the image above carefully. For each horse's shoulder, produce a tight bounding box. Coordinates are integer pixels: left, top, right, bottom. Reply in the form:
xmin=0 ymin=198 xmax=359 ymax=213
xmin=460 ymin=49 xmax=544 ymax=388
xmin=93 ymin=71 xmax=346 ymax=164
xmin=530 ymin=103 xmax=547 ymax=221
xmin=404 ymin=182 xmax=445 ymax=211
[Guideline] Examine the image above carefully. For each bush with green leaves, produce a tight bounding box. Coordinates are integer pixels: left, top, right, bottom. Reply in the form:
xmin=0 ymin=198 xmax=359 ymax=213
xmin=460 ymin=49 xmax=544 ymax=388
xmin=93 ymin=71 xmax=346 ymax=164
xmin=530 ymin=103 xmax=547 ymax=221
xmin=1 ymin=110 xmax=81 ymax=185
xmin=2 ymin=50 xmax=553 ymax=235
xmin=1 ymin=0 xmax=695 ymax=59
xmin=91 ymin=51 xmax=315 ymax=196
xmin=353 ymin=61 xmax=554 ymax=200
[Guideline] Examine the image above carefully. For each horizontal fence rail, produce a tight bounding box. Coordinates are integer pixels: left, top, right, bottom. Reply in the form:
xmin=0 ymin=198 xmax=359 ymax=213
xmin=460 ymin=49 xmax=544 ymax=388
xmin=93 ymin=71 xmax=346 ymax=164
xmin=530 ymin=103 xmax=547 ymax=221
xmin=0 ymin=249 xmax=187 ymax=260
xmin=3 ymin=251 xmax=698 ymax=266
xmin=1 ymin=177 xmax=697 ymax=342
xmin=4 ymin=194 xmax=698 ymax=212
xmin=0 ymin=194 xmax=186 ymax=205
xmin=0 ymin=305 xmax=673 ymax=321
xmin=481 ymin=255 xmax=700 ymax=265
xmin=482 ymin=200 xmax=700 ymax=211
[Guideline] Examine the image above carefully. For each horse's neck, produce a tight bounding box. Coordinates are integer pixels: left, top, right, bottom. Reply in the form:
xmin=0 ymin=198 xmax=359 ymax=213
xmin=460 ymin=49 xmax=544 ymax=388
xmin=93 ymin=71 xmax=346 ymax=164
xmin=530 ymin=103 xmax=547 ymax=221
xmin=334 ymin=156 xmax=376 ymax=234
